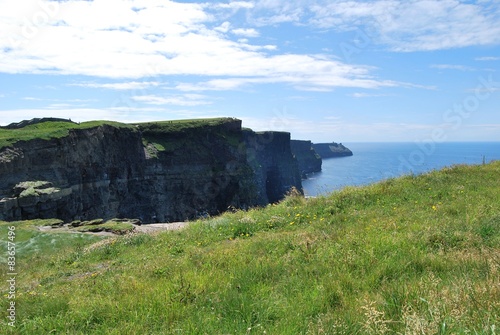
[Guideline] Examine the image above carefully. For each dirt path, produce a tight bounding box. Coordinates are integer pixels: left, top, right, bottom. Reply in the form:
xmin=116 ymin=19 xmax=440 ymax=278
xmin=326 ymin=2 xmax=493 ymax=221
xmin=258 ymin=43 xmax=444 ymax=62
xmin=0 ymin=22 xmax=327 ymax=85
xmin=133 ymin=222 xmax=189 ymax=233
xmin=38 ymin=221 xmax=190 ymax=236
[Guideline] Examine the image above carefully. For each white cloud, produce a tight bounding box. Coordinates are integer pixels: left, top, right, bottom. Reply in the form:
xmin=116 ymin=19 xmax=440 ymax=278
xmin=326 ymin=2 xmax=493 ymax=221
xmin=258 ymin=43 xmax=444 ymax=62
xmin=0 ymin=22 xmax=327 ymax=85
xmin=71 ymin=81 xmax=161 ymax=90
xmin=232 ymin=28 xmax=260 ymax=37
xmin=475 ymin=56 xmax=500 ymax=61
xmin=0 ymin=0 xmax=399 ymax=91
xmin=249 ymin=0 xmax=305 ymax=25
xmin=214 ymin=21 xmax=231 ymax=33
xmin=22 ymin=97 xmax=96 ymax=103
xmin=430 ymin=64 xmax=475 ymax=71
xmin=46 ymin=103 xmax=78 ymax=109
xmin=212 ymin=1 xmax=255 ymax=10
xmin=350 ymin=92 xmax=392 ymax=98
xmin=174 ymin=79 xmax=249 ymax=91
xmin=131 ymin=94 xmax=212 ymax=106
xmin=250 ymin=0 xmax=500 ymax=51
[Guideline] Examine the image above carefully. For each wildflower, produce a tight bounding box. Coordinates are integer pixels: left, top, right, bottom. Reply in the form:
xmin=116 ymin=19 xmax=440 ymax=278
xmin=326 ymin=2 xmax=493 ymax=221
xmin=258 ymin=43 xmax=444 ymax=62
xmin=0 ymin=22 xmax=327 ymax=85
xmin=290 ymin=221 xmax=295 ymax=225
xmin=432 ymin=205 xmax=437 ymax=211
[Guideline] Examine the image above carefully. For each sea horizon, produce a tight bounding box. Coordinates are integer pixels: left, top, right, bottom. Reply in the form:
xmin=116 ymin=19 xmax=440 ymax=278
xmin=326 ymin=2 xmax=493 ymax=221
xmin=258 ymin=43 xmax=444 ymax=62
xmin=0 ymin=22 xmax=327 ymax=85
xmin=302 ymin=141 xmax=500 ymax=196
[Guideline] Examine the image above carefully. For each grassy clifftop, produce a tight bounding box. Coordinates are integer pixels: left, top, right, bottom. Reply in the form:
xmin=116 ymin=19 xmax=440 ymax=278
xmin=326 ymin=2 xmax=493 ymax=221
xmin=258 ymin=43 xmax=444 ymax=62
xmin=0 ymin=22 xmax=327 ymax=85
xmin=0 ymin=118 xmax=237 ymax=149
xmin=1 ymin=162 xmax=499 ymax=334
xmin=0 ymin=120 xmax=132 ymax=149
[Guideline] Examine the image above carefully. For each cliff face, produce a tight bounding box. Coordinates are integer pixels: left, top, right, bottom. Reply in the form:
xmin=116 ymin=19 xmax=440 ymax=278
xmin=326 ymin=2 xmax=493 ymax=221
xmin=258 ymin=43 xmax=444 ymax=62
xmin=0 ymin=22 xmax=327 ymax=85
xmin=244 ymin=131 xmax=303 ymax=204
xmin=0 ymin=118 xmax=302 ymax=223
xmin=312 ymin=142 xmax=353 ymax=158
xmin=290 ymin=140 xmax=322 ymax=178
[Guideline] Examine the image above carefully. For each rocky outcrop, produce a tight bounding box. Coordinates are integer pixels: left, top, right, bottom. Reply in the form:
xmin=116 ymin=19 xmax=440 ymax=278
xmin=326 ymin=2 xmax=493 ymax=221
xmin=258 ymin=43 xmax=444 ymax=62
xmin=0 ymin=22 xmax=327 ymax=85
xmin=0 ymin=118 xmax=302 ymax=223
xmin=312 ymin=142 xmax=353 ymax=158
xmin=290 ymin=140 xmax=322 ymax=178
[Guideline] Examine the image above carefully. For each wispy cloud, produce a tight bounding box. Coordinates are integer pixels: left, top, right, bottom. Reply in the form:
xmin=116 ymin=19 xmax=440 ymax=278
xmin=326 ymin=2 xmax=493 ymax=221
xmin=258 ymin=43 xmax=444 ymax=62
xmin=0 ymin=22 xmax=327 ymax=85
xmin=241 ymin=115 xmax=457 ymax=142
xmin=431 ymin=64 xmax=475 ymax=71
xmin=349 ymin=92 xmax=392 ymax=98
xmin=249 ymin=0 xmax=500 ymax=52
xmin=475 ymin=56 xmax=500 ymax=61
xmin=131 ymin=94 xmax=212 ymax=106
xmin=211 ymin=1 xmax=255 ymax=10
xmin=22 ymin=97 xmax=96 ymax=103
xmin=71 ymin=81 xmax=161 ymax=90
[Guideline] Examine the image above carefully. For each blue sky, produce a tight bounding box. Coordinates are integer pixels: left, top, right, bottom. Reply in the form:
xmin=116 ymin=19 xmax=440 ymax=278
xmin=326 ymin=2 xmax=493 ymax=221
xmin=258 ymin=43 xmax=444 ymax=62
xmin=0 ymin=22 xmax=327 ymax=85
xmin=1 ymin=0 xmax=499 ymax=142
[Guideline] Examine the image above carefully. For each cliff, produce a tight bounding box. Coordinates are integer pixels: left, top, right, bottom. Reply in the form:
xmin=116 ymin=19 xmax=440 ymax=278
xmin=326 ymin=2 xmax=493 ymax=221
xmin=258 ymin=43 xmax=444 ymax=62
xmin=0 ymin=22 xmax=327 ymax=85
xmin=312 ymin=142 xmax=353 ymax=158
xmin=244 ymin=131 xmax=303 ymax=204
xmin=290 ymin=140 xmax=322 ymax=178
xmin=0 ymin=118 xmax=302 ymax=223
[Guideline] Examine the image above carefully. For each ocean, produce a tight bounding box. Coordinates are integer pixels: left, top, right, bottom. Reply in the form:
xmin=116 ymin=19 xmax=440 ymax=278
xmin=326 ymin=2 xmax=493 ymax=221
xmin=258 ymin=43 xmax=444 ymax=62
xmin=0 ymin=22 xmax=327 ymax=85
xmin=302 ymin=142 xmax=500 ymax=196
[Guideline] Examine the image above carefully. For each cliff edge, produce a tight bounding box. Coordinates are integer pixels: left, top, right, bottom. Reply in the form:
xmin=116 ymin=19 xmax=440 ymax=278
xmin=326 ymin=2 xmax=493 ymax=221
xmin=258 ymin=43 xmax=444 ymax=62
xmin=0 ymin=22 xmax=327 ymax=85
xmin=0 ymin=118 xmax=302 ymax=223
xmin=290 ymin=140 xmax=322 ymax=178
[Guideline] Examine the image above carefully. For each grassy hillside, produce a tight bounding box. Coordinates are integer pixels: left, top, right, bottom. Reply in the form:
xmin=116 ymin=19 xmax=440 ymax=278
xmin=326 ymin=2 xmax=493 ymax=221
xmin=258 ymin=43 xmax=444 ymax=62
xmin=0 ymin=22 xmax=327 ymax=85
xmin=1 ymin=162 xmax=499 ymax=334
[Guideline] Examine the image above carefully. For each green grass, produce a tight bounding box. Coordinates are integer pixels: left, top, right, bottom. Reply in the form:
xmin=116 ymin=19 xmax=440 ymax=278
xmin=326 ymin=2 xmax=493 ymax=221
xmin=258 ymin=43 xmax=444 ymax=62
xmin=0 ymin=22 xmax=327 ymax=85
xmin=1 ymin=162 xmax=499 ymax=334
xmin=0 ymin=219 xmax=104 ymax=263
xmin=73 ymin=221 xmax=136 ymax=235
xmin=136 ymin=117 xmax=237 ymax=134
xmin=0 ymin=121 xmax=134 ymax=149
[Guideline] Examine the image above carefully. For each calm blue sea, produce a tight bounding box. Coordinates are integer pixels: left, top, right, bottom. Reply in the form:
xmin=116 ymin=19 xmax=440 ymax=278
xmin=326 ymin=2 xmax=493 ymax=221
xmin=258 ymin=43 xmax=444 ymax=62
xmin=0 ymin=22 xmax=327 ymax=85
xmin=302 ymin=142 xmax=500 ymax=196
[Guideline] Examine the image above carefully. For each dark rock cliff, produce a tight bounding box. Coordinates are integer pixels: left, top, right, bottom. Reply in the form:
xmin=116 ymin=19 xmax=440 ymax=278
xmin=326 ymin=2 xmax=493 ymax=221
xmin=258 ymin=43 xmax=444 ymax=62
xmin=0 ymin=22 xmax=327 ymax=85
xmin=290 ymin=140 xmax=322 ymax=178
xmin=312 ymin=142 xmax=353 ymax=158
xmin=0 ymin=118 xmax=302 ymax=223
xmin=244 ymin=131 xmax=303 ymax=204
